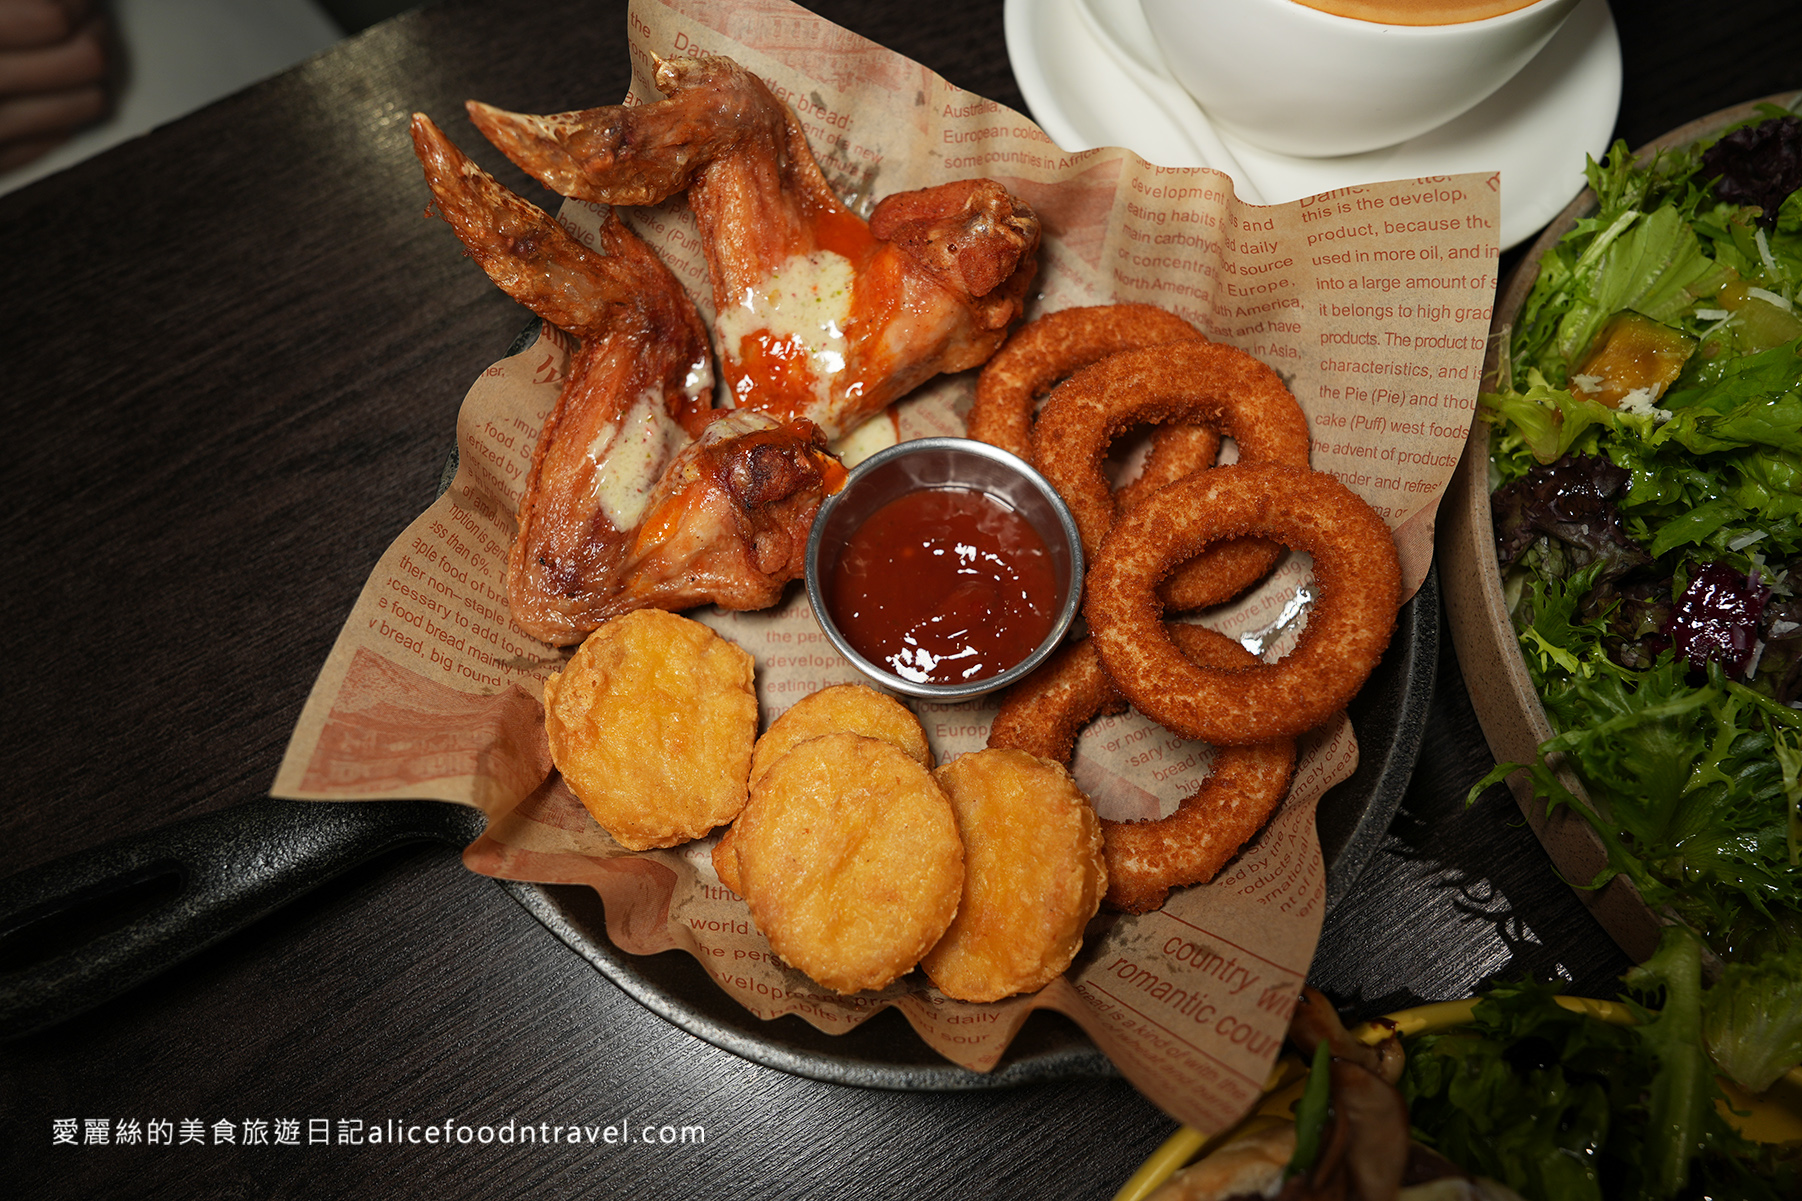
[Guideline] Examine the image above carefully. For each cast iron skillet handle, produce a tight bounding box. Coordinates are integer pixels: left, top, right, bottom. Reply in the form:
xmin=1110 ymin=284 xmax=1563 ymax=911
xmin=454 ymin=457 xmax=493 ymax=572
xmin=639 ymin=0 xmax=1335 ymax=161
xmin=0 ymin=798 xmax=488 ymax=1039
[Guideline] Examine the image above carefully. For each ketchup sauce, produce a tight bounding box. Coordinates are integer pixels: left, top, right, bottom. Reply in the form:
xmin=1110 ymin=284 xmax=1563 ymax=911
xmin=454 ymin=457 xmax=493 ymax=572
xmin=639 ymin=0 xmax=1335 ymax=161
xmin=825 ymin=487 xmax=1058 ymax=685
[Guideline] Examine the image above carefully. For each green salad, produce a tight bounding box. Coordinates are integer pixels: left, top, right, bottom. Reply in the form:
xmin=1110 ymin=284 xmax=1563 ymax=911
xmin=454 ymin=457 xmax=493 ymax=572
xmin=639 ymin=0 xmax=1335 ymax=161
xmin=1399 ymin=949 xmax=1795 ymax=1200
xmin=1269 ymin=944 xmax=1798 ymax=1199
xmin=1473 ymin=100 xmax=1802 ymax=1109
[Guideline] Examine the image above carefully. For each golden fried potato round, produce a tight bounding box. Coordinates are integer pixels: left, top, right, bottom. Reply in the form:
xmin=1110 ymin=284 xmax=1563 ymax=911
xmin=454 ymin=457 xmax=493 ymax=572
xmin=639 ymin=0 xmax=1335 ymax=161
xmin=750 ymin=683 xmax=931 ymax=788
xmin=543 ymin=608 xmax=756 ymax=851
xmin=735 ymin=732 xmax=963 ymax=994
xmin=714 ymin=684 xmax=933 ymax=896
xmin=919 ymin=748 xmax=1107 ymax=1002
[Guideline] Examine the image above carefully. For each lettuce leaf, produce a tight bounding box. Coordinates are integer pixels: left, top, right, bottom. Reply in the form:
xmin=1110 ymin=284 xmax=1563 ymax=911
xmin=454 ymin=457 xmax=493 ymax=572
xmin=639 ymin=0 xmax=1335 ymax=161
xmin=1399 ymin=966 xmax=1789 ymax=1200
xmin=1656 ymin=338 xmax=1802 ymax=451
xmin=1401 ymin=979 xmax=1641 ymax=1201
xmin=1480 ymin=371 xmax=1618 ymax=465
xmin=1702 ymin=941 xmax=1802 ymax=1092
xmin=1623 ymin=929 xmax=1715 ymax=1197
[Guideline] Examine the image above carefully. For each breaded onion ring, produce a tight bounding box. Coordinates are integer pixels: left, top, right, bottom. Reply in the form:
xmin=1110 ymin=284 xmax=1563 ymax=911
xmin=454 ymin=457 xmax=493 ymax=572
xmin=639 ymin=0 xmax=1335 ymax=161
xmin=986 ymin=637 xmax=1127 ymax=766
xmin=1032 ymin=341 xmax=1311 ymax=610
xmin=1086 ymin=463 xmax=1400 ymax=746
xmin=987 ymin=625 xmax=1295 ymax=913
xmin=968 ymin=304 xmax=1219 ymax=512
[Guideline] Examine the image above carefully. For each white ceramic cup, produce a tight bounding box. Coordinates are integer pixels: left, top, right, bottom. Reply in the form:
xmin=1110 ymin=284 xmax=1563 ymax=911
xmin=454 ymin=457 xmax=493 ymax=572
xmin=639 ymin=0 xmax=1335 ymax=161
xmin=1137 ymin=0 xmax=1582 ymax=158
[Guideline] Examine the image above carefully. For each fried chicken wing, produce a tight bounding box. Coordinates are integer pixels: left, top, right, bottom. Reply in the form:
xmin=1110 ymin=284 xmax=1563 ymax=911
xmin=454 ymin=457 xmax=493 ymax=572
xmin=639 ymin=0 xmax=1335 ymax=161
xmin=411 ymin=112 xmax=713 ymax=434
xmin=413 ymin=114 xmax=838 ymax=644
xmin=412 ymin=54 xmax=1036 ymax=645
xmin=600 ymin=409 xmax=845 ymax=619
xmin=466 ymin=54 xmax=1041 ymax=439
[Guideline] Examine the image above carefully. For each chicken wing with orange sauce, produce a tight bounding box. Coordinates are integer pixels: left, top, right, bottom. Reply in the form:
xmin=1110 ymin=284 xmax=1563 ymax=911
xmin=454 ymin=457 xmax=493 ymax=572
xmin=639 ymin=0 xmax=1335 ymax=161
xmin=412 ymin=114 xmax=841 ymax=645
xmin=465 ymin=53 xmax=1041 ymax=440
xmin=605 ymin=409 xmax=846 ymax=618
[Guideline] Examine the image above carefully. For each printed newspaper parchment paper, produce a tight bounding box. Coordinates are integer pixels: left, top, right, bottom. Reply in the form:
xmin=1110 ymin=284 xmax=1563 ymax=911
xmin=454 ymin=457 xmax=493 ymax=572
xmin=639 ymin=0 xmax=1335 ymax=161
xmin=273 ymin=0 xmax=1499 ymax=1134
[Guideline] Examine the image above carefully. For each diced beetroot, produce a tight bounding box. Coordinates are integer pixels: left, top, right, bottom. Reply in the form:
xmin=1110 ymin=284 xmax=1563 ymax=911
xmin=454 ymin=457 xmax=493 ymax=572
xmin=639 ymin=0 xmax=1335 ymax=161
xmin=1664 ymin=562 xmax=1771 ymax=676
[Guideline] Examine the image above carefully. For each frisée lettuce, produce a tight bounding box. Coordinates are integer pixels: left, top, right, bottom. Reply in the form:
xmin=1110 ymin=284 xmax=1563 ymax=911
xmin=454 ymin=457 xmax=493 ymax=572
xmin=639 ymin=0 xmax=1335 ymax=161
xmin=1399 ymin=935 xmax=1797 ymax=1201
xmin=1473 ymin=101 xmax=1802 ymax=1111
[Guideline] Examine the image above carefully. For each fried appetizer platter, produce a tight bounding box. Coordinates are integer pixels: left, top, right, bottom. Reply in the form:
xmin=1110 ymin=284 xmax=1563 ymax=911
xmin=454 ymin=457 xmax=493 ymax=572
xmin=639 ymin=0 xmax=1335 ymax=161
xmin=531 ymin=295 xmax=1400 ymax=999
xmin=413 ymin=53 xmax=1040 ymax=646
xmin=416 ymin=37 xmax=1400 ymax=1013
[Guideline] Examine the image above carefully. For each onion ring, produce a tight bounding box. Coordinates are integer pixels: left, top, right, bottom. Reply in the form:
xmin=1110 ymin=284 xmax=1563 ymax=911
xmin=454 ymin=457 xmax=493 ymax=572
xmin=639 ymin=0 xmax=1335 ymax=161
xmin=1085 ymin=463 xmax=1400 ymax=746
xmin=987 ymin=624 xmax=1296 ymax=914
xmin=985 ymin=637 xmax=1127 ymax=766
xmin=1032 ymin=341 xmax=1312 ymax=610
xmin=968 ymin=303 xmax=1220 ymax=512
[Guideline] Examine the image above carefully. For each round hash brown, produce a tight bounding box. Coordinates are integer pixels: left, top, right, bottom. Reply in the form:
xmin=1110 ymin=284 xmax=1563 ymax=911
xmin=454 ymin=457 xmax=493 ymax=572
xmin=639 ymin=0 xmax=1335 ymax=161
xmin=543 ymin=608 xmax=756 ymax=851
xmin=749 ymin=683 xmax=931 ymax=787
xmin=716 ymin=684 xmax=932 ymax=895
xmin=919 ymin=748 xmax=1106 ymax=1001
xmin=734 ymin=732 xmax=963 ymax=994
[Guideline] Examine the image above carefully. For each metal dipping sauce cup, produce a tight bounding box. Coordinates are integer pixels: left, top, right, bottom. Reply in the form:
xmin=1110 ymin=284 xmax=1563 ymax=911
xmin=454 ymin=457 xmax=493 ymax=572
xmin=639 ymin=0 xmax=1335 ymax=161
xmin=804 ymin=437 xmax=1084 ymax=701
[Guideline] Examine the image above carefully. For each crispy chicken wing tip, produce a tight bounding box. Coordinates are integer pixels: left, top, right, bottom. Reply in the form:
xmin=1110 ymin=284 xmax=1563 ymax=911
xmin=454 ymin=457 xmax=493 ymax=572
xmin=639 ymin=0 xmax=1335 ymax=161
xmin=465 ymin=98 xmax=538 ymax=134
xmin=409 ymin=111 xmax=446 ymax=160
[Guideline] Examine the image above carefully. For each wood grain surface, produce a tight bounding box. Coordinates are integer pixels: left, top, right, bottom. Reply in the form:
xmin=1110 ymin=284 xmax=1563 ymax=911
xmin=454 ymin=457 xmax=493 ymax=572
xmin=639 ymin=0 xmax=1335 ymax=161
xmin=2 ymin=1 xmax=1797 ymax=1197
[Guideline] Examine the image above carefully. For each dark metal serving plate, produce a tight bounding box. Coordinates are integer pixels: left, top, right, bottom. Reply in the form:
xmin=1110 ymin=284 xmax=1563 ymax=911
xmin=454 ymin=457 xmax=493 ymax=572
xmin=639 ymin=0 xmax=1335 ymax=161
xmin=500 ymin=547 xmax=1436 ymax=1090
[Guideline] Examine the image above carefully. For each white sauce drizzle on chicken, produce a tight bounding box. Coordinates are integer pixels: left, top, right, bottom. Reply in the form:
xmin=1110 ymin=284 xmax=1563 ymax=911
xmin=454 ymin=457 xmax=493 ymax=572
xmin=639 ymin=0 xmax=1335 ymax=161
xmin=589 ymin=388 xmax=687 ymax=531
xmin=716 ymin=249 xmax=856 ymax=406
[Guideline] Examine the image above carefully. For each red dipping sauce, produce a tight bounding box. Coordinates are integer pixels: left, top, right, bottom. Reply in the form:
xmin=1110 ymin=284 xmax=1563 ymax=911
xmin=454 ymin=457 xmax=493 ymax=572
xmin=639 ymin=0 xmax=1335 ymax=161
xmin=825 ymin=487 xmax=1058 ymax=686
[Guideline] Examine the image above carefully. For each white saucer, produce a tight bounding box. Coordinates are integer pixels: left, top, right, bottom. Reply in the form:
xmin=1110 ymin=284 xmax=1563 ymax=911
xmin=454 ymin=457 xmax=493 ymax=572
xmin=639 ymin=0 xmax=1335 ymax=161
xmin=1005 ymin=0 xmax=1621 ymax=249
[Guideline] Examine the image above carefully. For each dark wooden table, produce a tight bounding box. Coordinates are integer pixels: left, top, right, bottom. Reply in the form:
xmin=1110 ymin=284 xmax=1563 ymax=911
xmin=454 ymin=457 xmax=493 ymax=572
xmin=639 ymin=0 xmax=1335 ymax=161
xmin=3 ymin=1 xmax=1797 ymax=1196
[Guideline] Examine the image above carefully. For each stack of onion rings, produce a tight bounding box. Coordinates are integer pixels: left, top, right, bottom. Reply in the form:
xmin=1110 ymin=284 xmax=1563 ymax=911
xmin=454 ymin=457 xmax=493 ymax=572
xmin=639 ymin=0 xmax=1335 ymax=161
xmin=1085 ymin=463 xmax=1400 ymax=746
xmin=988 ymin=624 xmax=1296 ymax=914
xmin=970 ymin=310 xmax=1403 ymax=915
xmin=967 ymin=304 xmax=1220 ymax=514
xmin=1031 ymin=341 xmax=1311 ymax=612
